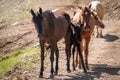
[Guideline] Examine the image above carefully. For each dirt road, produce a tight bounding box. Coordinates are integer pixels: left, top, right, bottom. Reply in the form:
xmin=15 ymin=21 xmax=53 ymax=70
xmin=2 ymin=15 xmax=120 ymax=80
xmin=0 ymin=0 xmax=120 ymax=80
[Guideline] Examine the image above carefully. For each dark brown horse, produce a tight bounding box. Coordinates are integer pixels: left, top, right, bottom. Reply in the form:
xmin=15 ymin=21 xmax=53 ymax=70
xmin=30 ymin=7 xmax=72 ymax=77
xmin=72 ymin=5 xmax=105 ymax=70
xmin=70 ymin=22 xmax=87 ymax=72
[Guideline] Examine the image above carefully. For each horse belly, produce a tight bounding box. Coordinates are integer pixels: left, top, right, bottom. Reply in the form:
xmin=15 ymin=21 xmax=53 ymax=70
xmin=47 ymin=23 xmax=68 ymax=43
xmin=54 ymin=25 xmax=68 ymax=42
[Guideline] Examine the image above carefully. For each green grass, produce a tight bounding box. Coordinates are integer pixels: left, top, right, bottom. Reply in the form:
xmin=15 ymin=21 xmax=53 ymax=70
xmin=0 ymin=46 xmax=40 ymax=78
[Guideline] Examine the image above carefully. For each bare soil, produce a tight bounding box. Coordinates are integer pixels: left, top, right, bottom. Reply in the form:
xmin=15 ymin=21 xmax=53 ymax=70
xmin=0 ymin=0 xmax=120 ymax=80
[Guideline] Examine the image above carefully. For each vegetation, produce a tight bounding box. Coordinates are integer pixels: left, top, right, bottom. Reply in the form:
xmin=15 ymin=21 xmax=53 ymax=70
xmin=0 ymin=46 xmax=40 ymax=78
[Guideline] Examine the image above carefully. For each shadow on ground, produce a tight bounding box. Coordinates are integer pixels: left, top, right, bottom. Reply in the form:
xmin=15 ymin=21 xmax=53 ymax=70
xmin=51 ymin=64 xmax=120 ymax=80
xmin=102 ymin=34 xmax=119 ymax=42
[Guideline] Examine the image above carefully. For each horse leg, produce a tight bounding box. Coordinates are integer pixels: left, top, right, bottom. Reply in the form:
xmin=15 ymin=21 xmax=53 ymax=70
xmin=75 ymin=47 xmax=81 ymax=69
xmin=96 ymin=26 xmax=99 ymax=38
xmin=65 ymin=31 xmax=71 ymax=72
xmin=65 ymin=45 xmax=71 ymax=72
xmin=84 ymin=37 xmax=91 ymax=70
xmin=39 ymin=40 xmax=45 ymax=78
xmin=50 ymin=44 xmax=54 ymax=77
xmin=78 ymin=39 xmax=84 ymax=69
xmin=76 ymin=43 xmax=87 ymax=72
xmin=72 ymin=44 xmax=76 ymax=71
xmin=55 ymin=44 xmax=59 ymax=75
xmin=100 ymin=28 xmax=103 ymax=38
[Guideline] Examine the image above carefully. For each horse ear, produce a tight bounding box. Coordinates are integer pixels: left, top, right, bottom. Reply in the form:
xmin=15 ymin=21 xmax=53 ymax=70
xmin=30 ymin=9 xmax=36 ymax=17
xmin=39 ymin=7 xmax=42 ymax=14
xmin=78 ymin=5 xmax=82 ymax=9
xmin=88 ymin=3 xmax=91 ymax=9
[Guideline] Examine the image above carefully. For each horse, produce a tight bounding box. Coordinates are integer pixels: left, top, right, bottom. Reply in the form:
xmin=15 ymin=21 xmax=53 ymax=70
xmin=30 ymin=7 xmax=72 ymax=77
xmin=72 ymin=5 xmax=105 ymax=70
xmin=70 ymin=22 xmax=87 ymax=72
xmin=89 ymin=1 xmax=104 ymax=37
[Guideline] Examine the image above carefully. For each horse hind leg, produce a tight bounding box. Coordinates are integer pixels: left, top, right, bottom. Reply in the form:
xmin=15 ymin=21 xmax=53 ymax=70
xmin=54 ymin=44 xmax=59 ymax=75
xmin=75 ymin=47 xmax=82 ymax=69
xmin=50 ymin=44 xmax=55 ymax=77
xmin=96 ymin=26 xmax=99 ymax=38
xmin=100 ymin=28 xmax=103 ymax=38
xmin=72 ymin=44 xmax=76 ymax=71
xmin=65 ymin=31 xmax=71 ymax=72
xmin=76 ymin=43 xmax=87 ymax=72
xmin=65 ymin=46 xmax=71 ymax=72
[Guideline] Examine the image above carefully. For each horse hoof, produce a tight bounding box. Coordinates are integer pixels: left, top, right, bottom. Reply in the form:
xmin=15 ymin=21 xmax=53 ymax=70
xmin=54 ymin=72 xmax=58 ymax=75
xmin=100 ymin=34 xmax=103 ymax=38
xmin=84 ymin=71 xmax=87 ymax=74
xmin=50 ymin=74 xmax=54 ymax=78
xmin=86 ymin=66 xmax=89 ymax=70
xmin=67 ymin=69 xmax=71 ymax=73
xmin=73 ymin=68 xmax=76 ymax=71
xmin=83 ymin=69 xmax=87 ymax=73
xmin=39 ymin=75 xmax=43 ymax=78
xmin=79 ymin=65 xmax=82 ymax=69
xmin=96 ymin=35 xmax=99 ymax=38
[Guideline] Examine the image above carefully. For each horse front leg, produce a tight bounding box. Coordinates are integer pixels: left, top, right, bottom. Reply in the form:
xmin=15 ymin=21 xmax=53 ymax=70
xmin=50 ymin=44 xmax=54 ymax=77
xmin=84 ymin=37 xmax=91 ymax=70
xmin=72 ymin=44 xmax=76 ymax=71
xmin=100 ymin=28 xmax=103 ymax=38
xmin=55 ymin=44 xmax=59 ymax=75
xmin=75 ymin=47 xmax=81 ymax=69
xmin=39 ymin=40 xmax=45 ymax=78
xmin=96 ymin=26 xmax=99 ymax=38
xmin=76 ymin=43 xmax=87 ymax=73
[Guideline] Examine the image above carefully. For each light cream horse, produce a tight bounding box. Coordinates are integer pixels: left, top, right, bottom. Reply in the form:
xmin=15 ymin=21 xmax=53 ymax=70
xmin=89 ymin=1 xmax=105 ymax=37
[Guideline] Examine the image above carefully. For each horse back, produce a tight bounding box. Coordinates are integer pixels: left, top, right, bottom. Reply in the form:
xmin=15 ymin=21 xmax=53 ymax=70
xmin=44 ymin=9 xmax=70 ymax=43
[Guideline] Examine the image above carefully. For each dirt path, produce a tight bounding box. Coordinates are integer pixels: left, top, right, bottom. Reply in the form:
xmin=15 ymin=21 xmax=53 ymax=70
xmin=1 ymin=0 xmax=120 ymax=80
xmin=2 ymin=19 xmax=120 ymax=80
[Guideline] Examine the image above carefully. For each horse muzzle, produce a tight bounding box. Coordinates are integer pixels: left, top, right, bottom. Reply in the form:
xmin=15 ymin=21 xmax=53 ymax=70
xmin=99 ymin=22 xmax=105 ymax=29
xmin=84 ymin=25 xmax=91 ymax=31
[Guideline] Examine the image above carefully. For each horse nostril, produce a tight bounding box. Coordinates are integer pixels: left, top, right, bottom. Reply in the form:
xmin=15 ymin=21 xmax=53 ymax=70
xmin=84 ymin=25 xmax=90 ymax=30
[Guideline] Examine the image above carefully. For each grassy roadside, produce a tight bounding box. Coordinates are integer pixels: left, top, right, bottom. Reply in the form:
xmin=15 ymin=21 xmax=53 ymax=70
xmin=0 ymin=46 xmax=40 ymax=78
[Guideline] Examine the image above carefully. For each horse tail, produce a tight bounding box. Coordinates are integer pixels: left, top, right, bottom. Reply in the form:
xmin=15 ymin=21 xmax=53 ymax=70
xmin=63 ymin=13 xmax=72 ymax=34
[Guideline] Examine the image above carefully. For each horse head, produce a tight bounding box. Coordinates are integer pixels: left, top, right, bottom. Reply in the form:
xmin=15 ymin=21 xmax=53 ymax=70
xmin=30 ymin=8 xmax=44 ymax=38
xmin=91 ymin=11 xmax=105 ymax=29
xmin=78 ymin=6 xmax=92 ymax=31
xmin=71 ymin=22 xmax=83 ymax=43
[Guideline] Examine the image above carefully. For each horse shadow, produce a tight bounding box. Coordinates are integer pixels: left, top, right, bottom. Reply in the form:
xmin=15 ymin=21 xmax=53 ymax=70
xmin=102 ymin=34 xmax=119 ymax=42
xmin=53 ymin=64 xmax=120 ymax=80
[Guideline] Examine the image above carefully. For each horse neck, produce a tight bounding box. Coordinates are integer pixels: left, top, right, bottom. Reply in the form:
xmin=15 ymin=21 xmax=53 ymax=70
xmin=42 ymin=12 xmax=56 ymax=37
xmin=89 ymin=14 xmax=95 ymax=32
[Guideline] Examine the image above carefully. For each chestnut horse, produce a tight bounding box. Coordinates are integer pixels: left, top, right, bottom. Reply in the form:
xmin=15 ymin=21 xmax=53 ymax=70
xmin=72 ymin=6 xmax=105 ymax=70
xmin=30 ymin=7 xmax=72 ymax=77
xmin=89 ymin=1 xmax=104 ymax=37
